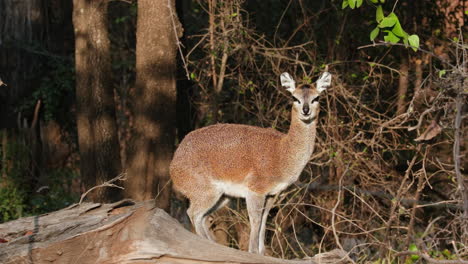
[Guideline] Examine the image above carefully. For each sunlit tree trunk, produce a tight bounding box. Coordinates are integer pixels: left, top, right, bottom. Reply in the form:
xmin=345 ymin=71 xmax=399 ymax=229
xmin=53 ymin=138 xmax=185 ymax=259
xmin=73 ymin=0 xmax=122 ymax=202
xmin=124 ymin=0 xmax=182 ymax=210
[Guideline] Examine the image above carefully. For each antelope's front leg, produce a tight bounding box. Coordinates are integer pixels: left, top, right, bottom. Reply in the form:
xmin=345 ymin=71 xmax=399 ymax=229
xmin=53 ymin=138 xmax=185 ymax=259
xmin=246 ymin=192 xmax=265 ymax=254
xmin=259 ymin=196 xmax=275 ymax=255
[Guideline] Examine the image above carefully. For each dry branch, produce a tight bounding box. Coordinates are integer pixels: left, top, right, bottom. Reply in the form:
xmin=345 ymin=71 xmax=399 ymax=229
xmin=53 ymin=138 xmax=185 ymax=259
xmin=79 ymin=173 xmax=127 ymax=204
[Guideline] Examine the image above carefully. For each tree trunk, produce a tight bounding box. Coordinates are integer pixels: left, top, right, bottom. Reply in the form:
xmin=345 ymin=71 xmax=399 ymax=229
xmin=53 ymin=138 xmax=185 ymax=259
xmin=124 ymin=0 xmax=181 ymax=209
xmin=73 ymin=0 xmax=122 ymax=202
xmin=0 ymin=200 xmax=349 ymax=264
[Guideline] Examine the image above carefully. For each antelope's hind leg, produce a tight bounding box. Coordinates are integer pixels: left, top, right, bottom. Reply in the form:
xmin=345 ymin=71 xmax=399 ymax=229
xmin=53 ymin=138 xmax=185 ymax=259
xmin=259 ymin=196 xmax=275 ymax=255
xmin=187 ymin=188 xmax=222 ymax=241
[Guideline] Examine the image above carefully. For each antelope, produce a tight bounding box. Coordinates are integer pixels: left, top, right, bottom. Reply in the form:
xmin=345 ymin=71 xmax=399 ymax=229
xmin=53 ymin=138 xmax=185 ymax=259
xmin=170 ymin=71 xmax=331 ymax=254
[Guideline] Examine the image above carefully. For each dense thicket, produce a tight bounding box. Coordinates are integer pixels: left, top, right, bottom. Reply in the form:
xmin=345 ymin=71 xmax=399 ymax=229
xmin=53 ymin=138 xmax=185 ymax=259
xmin=0 ymin=0 xmax=466 ymax=262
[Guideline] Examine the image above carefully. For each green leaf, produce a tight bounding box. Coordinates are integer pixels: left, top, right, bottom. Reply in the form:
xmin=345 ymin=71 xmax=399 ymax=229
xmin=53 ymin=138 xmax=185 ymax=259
xmin=409 ymin=244 xmax=418 ymax=252
xmin=408 ymin=34 xmax=420 ymax=51
xmin=342 ymin=0 xmax=349 ymax=9
xmin=409 ymin=244 xmax=420 ymax=261
xmin=370 ymin=27 xmax=380 ymax=41
xmin=376 ymin=5 xmax=384 ymax=22
xmin=403 ymin=36 xmax=409 ymax=46
xmin=379 ymin=14 xmax=397 ymax=28
xmin=384 ymin=31 xmax=400 ymax=43
xmin=392 ymin=20 xmax=406 ymax=37
xmin=370 ymin=0 xmax=378 ymax=3
xmin=349 ymin=0 xmax=356 ymax=9
xmin=442 ymin=249 xmax=453 ymax=259
xmin=438 ymin=69 xmax=446 ymax=78
xmin=388 ymin=13 xmax=398 ymax=19
xmin=356 ymin=0 xmax=363 ymax=8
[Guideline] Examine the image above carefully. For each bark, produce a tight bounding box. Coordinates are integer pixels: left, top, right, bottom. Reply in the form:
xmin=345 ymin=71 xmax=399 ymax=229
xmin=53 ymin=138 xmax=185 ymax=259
xmin=0 ymin=200 xmax=349 ymax=264
xmin=73 ymin=0 xmax=122 ymax=202
xmin=124 ymin=0 xmax=181 ymax=208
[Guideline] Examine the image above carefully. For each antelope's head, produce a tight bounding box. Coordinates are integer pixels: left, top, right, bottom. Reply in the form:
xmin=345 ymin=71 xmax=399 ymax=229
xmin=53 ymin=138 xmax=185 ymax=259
xmin=281 ymin=72 xmax=331 ymax=124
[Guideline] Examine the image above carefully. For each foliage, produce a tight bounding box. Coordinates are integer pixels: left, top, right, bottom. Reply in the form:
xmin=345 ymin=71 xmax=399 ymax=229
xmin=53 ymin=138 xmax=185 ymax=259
xmin=0 ymin=185 xmax=26 ymax=222
xmin=0 ymin=134 xmax=31 ymax=222
xmin=342 ymin=0 xmax=420 ymax=51
xmin=19 ymin=59 xmax=75 ymax=122
xmin=0 ymin=132 xmax=78 ymax=223
xmin=27 ymin=168 xmax=79 ymax=216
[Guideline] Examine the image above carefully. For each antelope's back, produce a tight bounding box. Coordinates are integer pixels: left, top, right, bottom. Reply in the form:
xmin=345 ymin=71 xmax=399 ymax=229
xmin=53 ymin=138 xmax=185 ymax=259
xmin=170 ymin=123 xmax=284 ymax=184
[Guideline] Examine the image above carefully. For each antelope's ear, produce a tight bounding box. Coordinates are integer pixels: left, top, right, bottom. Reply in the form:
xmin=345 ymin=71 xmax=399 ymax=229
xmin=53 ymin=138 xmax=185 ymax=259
xmin=280 ymin=72 xmax=296 ymax=93
xmin=316 ymin=72 xmax=331 ymax=93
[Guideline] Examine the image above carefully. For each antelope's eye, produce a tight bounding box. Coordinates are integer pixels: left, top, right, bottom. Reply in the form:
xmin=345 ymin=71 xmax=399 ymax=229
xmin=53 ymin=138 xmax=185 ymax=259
xmin=311 ymin=96 xmax=320 ymax=103
xmin=292 ymin=96 xmax=301 ymax=104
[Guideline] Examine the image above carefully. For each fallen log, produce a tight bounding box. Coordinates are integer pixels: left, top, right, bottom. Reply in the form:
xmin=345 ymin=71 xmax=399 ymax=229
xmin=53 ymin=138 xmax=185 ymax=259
xmin=0 ymin=200 xmax=349 ymax=264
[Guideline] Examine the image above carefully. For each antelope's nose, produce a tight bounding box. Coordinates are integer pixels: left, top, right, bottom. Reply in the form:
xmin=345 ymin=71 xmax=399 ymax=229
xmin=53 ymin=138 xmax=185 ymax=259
xmin=302 ymin=105 xmax=310 ymax=115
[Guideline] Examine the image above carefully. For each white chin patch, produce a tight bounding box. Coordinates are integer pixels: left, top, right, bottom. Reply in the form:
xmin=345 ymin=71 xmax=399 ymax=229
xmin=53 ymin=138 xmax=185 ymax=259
xmin=300 ymin=115 xmax=315 ymax=123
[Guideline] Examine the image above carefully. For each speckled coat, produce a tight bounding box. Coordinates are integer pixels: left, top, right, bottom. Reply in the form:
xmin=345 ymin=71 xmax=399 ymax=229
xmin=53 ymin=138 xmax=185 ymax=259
xmin=170 ymin=71 xmax=331 ymax=254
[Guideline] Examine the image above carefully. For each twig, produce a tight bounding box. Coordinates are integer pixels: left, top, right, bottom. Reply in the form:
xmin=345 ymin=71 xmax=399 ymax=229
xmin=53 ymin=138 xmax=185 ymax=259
xmin=407 ymin=105 xmax=436 ymax=131
xmin=273 ymin=0 xmax=292 ymax=46
xmin=298 ymin=183 xmax=461 ymax=210
xmin=79 ymin=173 xmax=127 ymax=204
xmin=215 ymin=4 xmax=229 ymax=93
xmin=31 ymin=100 xmax=41 ymax=129
xmin=327 ymin=60 xmax=400 ymax=74
xmin=407 ymin=167 xmax=426 ymax=245
xmin=453 ymin=84 xmax=467 ymax=219
xmin=421 ymin=217 xmax=442 ymax=239
xmin=167 ymin=0 xmax=190 ymax=80
xmin=208 ymin=0 xmax=218 ymax=90
xmin=357 ymin=41 xmax=456 ymax=68
xmin=291 ymin=220 xmax=308 ymax=257
xmin=381 ymin=145 xmax=421 ymax=256
xmin=391 ymin=0 xmax=399 ymax=13
xmin=330 ymin=165 xmax=355 ymax=264
xmin=452 ymin=30 xmax=467 ymax=231
xmin=251 ymin=48 xmax=312 ymax=66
